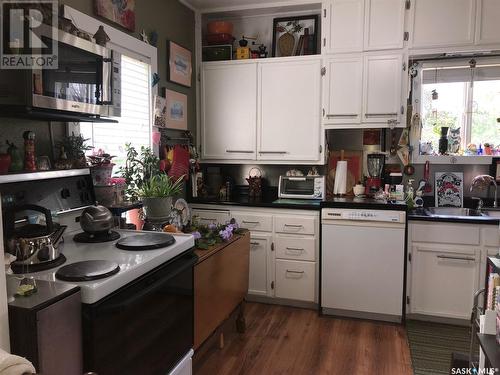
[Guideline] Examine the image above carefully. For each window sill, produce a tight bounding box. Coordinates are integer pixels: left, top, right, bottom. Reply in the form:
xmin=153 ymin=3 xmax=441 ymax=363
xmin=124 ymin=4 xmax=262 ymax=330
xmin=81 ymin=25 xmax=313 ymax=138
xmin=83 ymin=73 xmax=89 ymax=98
xmin=412 ymin=155 xmax=493 ymax=165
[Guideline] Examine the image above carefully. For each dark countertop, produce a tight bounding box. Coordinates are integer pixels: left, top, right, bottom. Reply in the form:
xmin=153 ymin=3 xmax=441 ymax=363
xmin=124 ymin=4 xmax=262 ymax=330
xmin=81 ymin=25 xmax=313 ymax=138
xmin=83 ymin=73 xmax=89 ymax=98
xmin=7 ymin=278 xmax=80 ymax=311
xmin=189 ymin=196 xmax=321 ymax=210
xmin=477 ymin=334 xmax=500 ymax=370
xmin=408 ymin=208 xmax=500 ymax=225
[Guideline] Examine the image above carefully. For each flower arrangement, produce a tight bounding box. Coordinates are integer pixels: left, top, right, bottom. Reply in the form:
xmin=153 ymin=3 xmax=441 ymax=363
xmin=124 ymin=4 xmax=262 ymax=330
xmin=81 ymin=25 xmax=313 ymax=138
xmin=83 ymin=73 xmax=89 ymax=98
xmin=189 ymin=218 xmax=243 ymax=250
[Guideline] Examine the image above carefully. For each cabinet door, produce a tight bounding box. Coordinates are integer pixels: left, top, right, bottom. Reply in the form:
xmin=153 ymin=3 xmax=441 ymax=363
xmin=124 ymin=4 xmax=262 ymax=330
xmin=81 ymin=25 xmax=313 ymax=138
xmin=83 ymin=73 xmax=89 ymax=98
xmin=475 ymin=0 xmax=500 ymax=45
xmin=410 ymin=245 xmax=479 ymax=319
xmin=409 ymin=0 xmax=475 ymax=49
xmin=323 ymin=55 xmax=363 ymax=125
xmin=324 ymin=0 xmax=364 ymax=53
xmin=258 ymin=58 xmax=321 ymax=161
xmin=364 ymin=0 xmax=405 ymax=50
xmin=201 ymin=62 xmax=257 ymax=160
xmin=248 ymin=234 xmax=273 ymax=297
xmin=362 ymin=53 xmax=403 ymax=125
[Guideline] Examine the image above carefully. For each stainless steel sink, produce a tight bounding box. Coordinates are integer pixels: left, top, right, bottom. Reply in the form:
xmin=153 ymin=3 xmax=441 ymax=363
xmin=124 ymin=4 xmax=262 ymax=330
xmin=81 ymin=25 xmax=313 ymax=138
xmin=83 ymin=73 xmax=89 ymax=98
xmin=425 ymin=207 xmax=486 ymax=217
xmin=482 ymin=208 xmax=500 ymax=218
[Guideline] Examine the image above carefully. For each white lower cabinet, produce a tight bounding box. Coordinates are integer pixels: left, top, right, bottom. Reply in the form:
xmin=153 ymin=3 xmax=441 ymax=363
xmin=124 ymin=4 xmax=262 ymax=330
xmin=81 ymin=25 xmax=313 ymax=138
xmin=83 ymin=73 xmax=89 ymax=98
xmin=408 ymin=221 xmax=497 ymax=321
xmin=410 ymin=245 xmax=479 ymax=320
xmin=248 ymin=234 xmax=273 ymax=297
xmin=275 ymin=259 xmax=316 ymax=302
xmin=190 ymin=204 xmax=319 ymax=305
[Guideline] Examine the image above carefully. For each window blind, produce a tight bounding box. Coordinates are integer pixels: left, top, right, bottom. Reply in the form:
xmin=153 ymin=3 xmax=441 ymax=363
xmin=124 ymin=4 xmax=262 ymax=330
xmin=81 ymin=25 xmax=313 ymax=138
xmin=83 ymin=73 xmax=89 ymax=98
xmin=422 ymin=59 xmax=500 ymax=84
xmin=81 ymin=54 xmax=151 ymax=172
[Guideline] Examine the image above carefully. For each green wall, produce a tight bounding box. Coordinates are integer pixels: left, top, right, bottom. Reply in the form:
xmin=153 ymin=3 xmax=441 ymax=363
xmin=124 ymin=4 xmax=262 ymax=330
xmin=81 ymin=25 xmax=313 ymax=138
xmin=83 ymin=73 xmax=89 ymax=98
xmin=61 ymin=0 xmax=197 ymax=133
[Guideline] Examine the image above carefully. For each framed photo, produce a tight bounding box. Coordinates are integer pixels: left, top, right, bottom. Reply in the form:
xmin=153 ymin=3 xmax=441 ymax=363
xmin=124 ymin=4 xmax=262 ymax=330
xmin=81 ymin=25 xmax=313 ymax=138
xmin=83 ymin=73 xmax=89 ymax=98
xmin=435 ymin=172 xmax=464 ymax=207
xmin=167 ymin=41 xmax=192 ymax=87
xmin=95 ymin=0 xmax=135 ymax=31
xmin=165 ymin=89 xmax=188 ymax=130
xmin=153 ymin=95 xmax=167 ymax=128
xmin=272 ymin=15 xmax=318 ymax=57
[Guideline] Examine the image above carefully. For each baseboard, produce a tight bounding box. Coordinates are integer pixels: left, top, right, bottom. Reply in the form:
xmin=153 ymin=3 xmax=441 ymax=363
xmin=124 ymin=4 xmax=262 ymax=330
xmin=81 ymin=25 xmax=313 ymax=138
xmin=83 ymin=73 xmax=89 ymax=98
xmin=246 ymin=294 xmax=318 ymax=310
xmin=406 ymin=313 xmax=469 ymax=326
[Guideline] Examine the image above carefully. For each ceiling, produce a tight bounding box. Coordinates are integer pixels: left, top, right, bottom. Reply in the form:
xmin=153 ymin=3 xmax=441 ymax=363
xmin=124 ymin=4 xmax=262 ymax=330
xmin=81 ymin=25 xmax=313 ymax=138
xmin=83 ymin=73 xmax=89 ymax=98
xmin=182 ymin=0 xmax=320 ymax=13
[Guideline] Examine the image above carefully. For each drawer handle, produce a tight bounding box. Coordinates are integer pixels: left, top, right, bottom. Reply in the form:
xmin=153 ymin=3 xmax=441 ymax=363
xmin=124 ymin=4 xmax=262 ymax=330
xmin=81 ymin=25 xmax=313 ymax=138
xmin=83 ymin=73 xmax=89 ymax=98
xmin=326 ymin=114 xmax=358 ymax=118
xmin=286 ymin=247 xmax=304 ymax=252
xmin=226 ymin=150 xmax=254 ymax=153
xmin=286 ymin=270 xmax=304 ymax=274
xmin=250 ymin=242 xmax=260 ymax=246
xmin=284 ymin=224 xmax=303 ymax=229
xmin=242 ymin=220 xmax=260 ymax=225
xmin=285 ymin=270 xmax=305 ymax=278
xmin=436 ymin=255 xmax=475 ymax=261
xmin=259 ymin=151 xmax=288 ymax=154
xmin=364 ymin=113 xmax=398 ymax=117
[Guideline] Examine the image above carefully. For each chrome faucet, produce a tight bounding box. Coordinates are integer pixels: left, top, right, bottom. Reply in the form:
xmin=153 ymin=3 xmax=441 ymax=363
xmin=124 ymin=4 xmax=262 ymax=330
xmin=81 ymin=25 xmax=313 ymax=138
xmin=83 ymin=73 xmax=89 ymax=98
xmin=470 ymin=175 xmax=498 ymax=208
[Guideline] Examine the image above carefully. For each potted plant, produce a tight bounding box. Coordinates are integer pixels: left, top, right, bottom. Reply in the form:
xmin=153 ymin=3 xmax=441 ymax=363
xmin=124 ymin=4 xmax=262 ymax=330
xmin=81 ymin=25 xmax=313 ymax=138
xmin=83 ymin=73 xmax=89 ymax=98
xmin=137 ymin=173 xmax=184 ymax=222
xmin=87 ymin=149 xmax=116 ymax=185
xmin=56 ymin=133 xmax=93 ymax=168
xmin=119 ymin=143 xmax=160 ymax=201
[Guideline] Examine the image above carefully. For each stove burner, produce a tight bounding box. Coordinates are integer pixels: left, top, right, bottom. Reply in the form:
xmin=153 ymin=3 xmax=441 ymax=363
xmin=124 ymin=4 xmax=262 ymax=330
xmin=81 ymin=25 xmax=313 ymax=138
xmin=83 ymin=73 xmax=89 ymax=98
xmin=73 ymin=230 xmax=120 ymax=243
xmin=55 ymin=260 xmax=120 ymax=282
xmin=116 ymin=233 xmax=176 ymax=251
xmin=10 ymin=254 xmax=67 ymax=274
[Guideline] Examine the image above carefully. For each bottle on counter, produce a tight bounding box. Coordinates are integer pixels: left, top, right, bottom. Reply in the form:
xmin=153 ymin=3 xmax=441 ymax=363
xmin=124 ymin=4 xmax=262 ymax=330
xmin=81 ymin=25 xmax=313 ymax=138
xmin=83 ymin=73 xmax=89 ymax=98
xmin=23 ymin=131 xmax=36 ymax=171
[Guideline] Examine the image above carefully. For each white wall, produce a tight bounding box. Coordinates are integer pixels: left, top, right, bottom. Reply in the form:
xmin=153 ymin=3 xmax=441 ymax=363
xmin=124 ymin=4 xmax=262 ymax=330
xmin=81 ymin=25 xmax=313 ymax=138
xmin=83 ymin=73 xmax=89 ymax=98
xmin=0 ymin=196 xmax=10 ymax=351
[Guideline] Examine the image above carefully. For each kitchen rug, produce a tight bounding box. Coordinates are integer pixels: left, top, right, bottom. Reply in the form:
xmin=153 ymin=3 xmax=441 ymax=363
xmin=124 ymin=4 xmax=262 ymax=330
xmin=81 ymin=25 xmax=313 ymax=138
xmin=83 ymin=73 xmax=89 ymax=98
xmin=406 ymin=320 xmax=477 ymax=375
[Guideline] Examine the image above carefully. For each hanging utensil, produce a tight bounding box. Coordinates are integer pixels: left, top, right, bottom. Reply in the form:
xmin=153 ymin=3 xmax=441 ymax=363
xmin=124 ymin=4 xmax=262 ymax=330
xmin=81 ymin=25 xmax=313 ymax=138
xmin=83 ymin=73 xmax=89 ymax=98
xmin=390 ymin=129 xmax=397 ymax=156
xmin=420 ymin=160 xmax=432 ymax=193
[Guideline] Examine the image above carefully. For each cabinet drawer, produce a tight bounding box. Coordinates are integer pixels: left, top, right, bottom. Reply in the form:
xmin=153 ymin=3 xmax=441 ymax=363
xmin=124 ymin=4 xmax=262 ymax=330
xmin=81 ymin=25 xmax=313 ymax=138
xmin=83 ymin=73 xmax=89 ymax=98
xmin=192 ymin=209 xmax=230 ymax=225
xmin=275 ymin=259 xmax=315 ymax=302
xmin=274 ymin=215 xmax=316 ymax=235
xmin=482 ymin=226 xmax=500 ymax=247
xmin=411 ymin=223 xmax=480 ymax=245
xmin=275 ymin=235 xmax=316 ymax=261
xmin=233 ymin=212 xmax=272 ymax=232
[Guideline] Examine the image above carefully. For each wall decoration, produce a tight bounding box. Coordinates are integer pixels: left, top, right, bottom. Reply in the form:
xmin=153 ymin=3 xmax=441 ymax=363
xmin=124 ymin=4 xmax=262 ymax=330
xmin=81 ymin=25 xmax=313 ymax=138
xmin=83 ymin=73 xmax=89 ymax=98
xmin=95 ymin=0 xmax=135 ymax=31
xmin=435 ymin=172 xmax=464 ymax=207
xmin=153 ymin=95 xmax=167 ymax=128
xmin=167 ymin=41 xmax=192 ymax=88
xmin=272 ymin=15 xmax=318 ymax=57
xmin=165 ymin=89 xmax=188 ymax=130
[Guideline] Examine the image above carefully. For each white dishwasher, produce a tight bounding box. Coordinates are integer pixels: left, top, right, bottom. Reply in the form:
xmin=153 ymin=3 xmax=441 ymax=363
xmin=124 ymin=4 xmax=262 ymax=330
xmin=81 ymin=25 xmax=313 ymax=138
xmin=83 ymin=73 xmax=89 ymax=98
xmin=321 ymin=208 xmax=406 ymax=322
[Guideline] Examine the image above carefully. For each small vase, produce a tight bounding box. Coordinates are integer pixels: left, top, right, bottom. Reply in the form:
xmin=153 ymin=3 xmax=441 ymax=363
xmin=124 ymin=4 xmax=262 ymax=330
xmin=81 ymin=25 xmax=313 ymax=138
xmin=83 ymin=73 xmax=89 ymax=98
xmin=278 ymin=32 xmax=295 ymax=56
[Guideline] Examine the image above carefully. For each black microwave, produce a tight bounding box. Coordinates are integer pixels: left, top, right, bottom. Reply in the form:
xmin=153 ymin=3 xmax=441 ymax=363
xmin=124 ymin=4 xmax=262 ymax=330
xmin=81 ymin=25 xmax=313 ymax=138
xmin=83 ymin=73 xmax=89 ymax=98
xmin=0 ymin=25 xmax=121 ymax=119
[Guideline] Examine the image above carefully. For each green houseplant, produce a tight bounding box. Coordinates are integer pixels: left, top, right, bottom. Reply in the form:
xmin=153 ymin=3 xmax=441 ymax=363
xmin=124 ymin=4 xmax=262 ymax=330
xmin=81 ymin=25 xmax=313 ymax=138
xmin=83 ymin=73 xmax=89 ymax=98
xmin=137 ymin=173 xmax=184 ymax=222
xmin=119 ymin=143 xmax=160 ymax=201
xmin=57 ymin=133 xmax=93 ymax=168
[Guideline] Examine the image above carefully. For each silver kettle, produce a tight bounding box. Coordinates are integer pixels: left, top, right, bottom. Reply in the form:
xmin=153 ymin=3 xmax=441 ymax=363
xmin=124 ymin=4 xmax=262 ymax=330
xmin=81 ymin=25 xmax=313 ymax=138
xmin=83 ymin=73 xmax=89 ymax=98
xmin=79 ymin=203 xmax=114 ymax=234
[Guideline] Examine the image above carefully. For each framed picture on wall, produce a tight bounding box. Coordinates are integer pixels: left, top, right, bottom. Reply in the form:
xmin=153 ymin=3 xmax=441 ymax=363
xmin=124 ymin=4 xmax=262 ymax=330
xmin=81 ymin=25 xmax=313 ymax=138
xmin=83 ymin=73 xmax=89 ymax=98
xmin=165 ymin=89 xmax=188 ymax=130
xmin=271 ymin=15 xmax=318 ymax=57
xmin=94 ymin=0 xmax=136 ymax=31
xmin=167 ymin=41 xmax=192 ymax=87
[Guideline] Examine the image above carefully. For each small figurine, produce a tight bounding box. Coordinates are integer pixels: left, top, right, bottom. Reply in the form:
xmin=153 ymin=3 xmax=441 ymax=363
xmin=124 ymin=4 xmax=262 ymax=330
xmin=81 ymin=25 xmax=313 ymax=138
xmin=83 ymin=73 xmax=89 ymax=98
xmin=6 ymin=140 xmax=23 ymax=172
xmin=93 ymin=26 xmax=110 ymax=47
xmin=258 ymin=44 xmax=268 ymax=58
xmin=447 ymin=127 xmax=461 ymax=154
xmin=140 ymin=29 xmax=149 ymax=44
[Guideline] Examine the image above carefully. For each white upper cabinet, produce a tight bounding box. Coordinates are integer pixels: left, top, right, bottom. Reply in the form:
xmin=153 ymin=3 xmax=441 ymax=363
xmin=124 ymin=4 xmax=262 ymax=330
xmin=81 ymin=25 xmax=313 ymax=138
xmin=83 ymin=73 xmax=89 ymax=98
xmin=258 ymin=58 xmax=322 ymax=161
xmin=201 ymin=62 xmax=257 ymax=160
xmin=409 ymin=0 xmax=476 ymax=49
xmin=475 ymin=0 xmax=500 ymax=45
xmin=323 ymin=55 xmax=363 ymax=125
xmin=362 ymin=52 xmax=404 ymax=125
xmin=324 ymin=0 xmax=365 ymax=53
xmin=364 ymin=0 xmax=406 ymax=50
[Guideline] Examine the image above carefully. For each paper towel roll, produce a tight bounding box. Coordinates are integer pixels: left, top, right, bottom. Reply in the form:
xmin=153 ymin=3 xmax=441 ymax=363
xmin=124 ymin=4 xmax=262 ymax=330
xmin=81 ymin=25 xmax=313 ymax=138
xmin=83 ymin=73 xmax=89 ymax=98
xmin=334 ymin=160 xmax=347 ymax=195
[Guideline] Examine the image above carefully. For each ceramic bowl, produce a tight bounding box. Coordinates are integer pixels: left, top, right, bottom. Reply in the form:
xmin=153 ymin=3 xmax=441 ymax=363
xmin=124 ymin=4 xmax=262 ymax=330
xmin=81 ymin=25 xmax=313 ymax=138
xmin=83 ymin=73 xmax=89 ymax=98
xmin=353 ymin=184 xmax=365 ymax=197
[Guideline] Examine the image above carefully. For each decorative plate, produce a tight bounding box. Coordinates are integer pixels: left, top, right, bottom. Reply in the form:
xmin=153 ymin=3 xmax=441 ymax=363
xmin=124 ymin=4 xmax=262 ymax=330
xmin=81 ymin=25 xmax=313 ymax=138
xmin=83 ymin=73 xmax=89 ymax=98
xmin=174 ymin=198 xmax=191 ymax=226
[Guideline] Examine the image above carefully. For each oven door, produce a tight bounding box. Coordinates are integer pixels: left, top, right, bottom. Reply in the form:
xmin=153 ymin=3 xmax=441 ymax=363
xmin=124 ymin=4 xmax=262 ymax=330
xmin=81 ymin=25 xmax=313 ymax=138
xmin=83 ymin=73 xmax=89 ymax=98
xmin=279 ymin=177 xmax=316 ymax=199
xmin=32 ymin=28 xmax=114 ymax=116
xmin=82 ymin=251 xmax=197 ymax=375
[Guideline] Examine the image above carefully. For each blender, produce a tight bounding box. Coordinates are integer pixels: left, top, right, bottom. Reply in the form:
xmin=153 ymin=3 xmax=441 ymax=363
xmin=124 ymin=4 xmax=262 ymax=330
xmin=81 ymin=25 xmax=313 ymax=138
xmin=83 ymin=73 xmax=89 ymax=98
xmin=365 ymin=154 xmax=385 ymax=195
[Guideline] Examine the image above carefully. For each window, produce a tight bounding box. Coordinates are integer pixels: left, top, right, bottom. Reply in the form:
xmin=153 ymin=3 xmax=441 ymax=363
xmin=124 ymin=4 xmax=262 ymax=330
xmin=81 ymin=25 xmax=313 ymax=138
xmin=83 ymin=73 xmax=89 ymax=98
xmin=414 ymin=57 xmax=500 ymax=156
xmin=80 ymin=54 xmax=152 ymax=172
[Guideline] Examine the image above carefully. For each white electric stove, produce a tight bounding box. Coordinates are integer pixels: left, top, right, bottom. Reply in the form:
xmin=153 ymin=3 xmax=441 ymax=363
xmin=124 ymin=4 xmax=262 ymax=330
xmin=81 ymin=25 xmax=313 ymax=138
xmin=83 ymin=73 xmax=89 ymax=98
xmin=22 ymin=227 xmax=194 ymax=304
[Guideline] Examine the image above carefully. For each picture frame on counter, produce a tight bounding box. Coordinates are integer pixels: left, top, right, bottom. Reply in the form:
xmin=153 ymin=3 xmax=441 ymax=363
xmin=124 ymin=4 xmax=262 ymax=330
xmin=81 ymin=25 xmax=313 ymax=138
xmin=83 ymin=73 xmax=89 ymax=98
xmin=167 ymin=41 xmax=192 ymax=88
xmin=165 ymin=89 xmax=188 ymax=130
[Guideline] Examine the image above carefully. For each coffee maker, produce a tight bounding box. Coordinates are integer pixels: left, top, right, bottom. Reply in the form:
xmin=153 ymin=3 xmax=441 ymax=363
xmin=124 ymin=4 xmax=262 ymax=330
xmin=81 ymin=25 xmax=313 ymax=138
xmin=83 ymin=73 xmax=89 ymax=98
xmin=365 ymin=154 xmax=385 ymax=195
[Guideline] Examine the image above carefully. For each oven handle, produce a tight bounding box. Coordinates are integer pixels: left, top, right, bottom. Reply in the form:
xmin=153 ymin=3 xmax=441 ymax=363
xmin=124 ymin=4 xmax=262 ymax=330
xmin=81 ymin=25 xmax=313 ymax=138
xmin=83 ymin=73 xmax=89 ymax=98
xmin=97 ymin=57 xmax=113 ymax=105
xmin=98 ymin=253 xmax=197 ymax=314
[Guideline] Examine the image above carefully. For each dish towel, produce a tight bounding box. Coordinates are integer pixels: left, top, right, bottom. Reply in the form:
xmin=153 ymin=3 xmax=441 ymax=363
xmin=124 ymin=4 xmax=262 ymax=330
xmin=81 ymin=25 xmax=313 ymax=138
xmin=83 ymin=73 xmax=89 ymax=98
xmin=168 ymin=145 xmax=190 ymax=181
xmin=0 ymin=348 xmax=35 ymax=375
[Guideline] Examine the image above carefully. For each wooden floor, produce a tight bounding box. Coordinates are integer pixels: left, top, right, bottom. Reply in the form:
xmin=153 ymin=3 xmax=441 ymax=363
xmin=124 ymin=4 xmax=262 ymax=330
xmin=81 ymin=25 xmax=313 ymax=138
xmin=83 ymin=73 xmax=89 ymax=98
xmin=194 ymin=302 xmax=413 ymax=375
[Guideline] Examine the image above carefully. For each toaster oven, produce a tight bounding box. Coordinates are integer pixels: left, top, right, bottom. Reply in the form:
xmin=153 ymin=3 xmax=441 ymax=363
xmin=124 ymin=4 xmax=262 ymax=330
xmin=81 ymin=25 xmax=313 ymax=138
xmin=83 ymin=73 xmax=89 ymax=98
xmin=278 ymin=175 xmax=325 ymax=200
